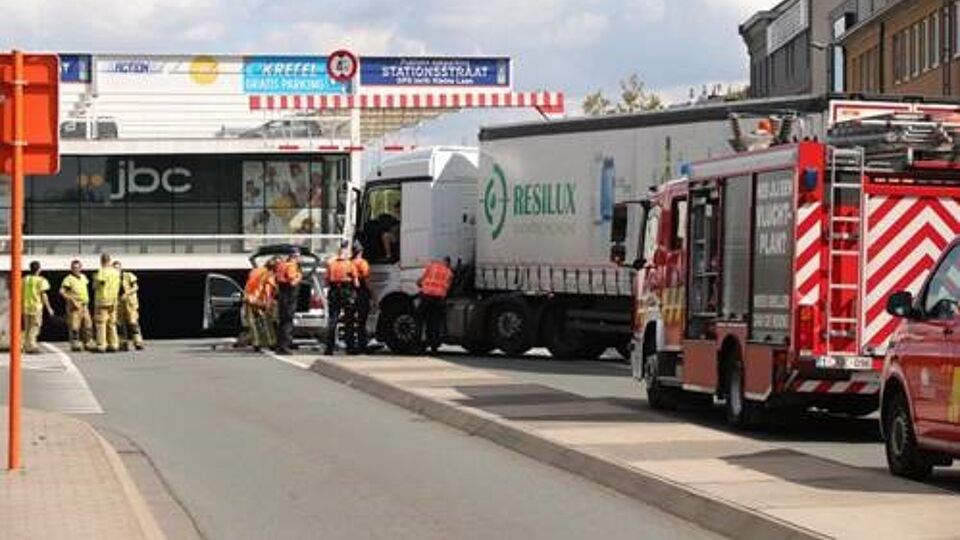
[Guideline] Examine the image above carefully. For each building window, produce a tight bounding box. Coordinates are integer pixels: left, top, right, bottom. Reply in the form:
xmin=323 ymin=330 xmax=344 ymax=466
xmin=954 ymin=1 xmax=960 ymax=57
xmin=920 ymin=19 xmax=928 ymax=72
xmin=931 ymin=12 xmax=940 ymax=68
xmin=892 ymin=32 xmax=902 ymax=83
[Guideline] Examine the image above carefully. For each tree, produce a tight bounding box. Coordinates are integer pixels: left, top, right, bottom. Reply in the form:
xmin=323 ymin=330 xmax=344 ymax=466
xmin=582 ymin=73 xmax=664 ymax=116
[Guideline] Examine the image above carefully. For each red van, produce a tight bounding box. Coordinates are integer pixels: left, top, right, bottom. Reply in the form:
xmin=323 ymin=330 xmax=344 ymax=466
xmin=882 ymin=237 xmax=960 ymax=479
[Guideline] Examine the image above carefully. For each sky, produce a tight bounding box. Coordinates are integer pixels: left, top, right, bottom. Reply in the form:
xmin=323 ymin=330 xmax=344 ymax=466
xmin=0 ymin=0 xmax=776 ymax=146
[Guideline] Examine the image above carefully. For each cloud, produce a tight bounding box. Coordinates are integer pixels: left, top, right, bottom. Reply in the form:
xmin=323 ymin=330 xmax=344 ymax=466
xmin=256 ymin=21 xmax=427 ymax=55
xmin=0 ymin=0 xmax=229 ymax=51
xmin=545 ymin=12 xmax=610 ymax=47
xmin=622 ymin=0 xmax=667 ymax=23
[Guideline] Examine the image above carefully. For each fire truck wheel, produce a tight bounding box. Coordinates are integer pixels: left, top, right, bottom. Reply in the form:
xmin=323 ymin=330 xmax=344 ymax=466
xmin=380 ymin=302 xmax=421 ymax=355
xmin=644 ymin=350 xmax=677 ymax=410
xmin=884 ymin=391 xmax=933 ymax=480
xmin=490 ymin=303 xmax=531 ymax=357
xmin=723 ymin=357 xmax=756 ymax=429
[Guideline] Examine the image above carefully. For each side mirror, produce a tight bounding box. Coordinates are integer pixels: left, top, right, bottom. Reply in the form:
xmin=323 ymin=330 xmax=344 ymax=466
xmin=886 ymin=291 xmax=915 ymax=319
xmin=632 ymin=258 xmax=646 ymax=271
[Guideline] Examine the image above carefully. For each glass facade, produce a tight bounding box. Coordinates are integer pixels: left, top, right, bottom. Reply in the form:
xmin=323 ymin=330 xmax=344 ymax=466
xmin=23 ymin=153 xmax=349 ymax=254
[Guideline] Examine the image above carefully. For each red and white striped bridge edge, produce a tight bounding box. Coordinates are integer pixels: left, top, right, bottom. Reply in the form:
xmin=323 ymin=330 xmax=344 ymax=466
xmin=790 ymin=379 xmax=880 ymax=394
xmin=248 ymin=91 xmax=565 ymax=112
xmin=862 ymin=195 xmax=960 ymax=353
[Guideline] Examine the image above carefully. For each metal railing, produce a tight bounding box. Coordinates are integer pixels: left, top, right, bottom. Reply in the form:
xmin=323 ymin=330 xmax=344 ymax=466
xmin=0 ymin=234 xmax=345 ymax=257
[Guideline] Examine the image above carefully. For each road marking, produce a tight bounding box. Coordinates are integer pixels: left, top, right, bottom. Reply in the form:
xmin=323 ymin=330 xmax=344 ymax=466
xmin=263 ymin=349 xmax=314 ymax=370
xmin=41 ymin=343 xmax=105 ymax=414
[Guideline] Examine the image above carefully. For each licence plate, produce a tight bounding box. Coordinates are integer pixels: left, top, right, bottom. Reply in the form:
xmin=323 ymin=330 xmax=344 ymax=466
xmin=815 ymin=356 xmax=873 ymax=370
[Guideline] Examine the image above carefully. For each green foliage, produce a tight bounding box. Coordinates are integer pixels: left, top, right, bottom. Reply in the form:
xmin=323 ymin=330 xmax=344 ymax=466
xmin=582 ymin=73 xmax=664 ymax=116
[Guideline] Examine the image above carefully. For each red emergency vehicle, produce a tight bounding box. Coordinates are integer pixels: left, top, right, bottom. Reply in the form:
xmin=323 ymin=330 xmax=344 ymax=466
xmin=881 ymin=237 xmax=960 ymax=479
xmin=632 ymin=101 xmax=960 ymax=427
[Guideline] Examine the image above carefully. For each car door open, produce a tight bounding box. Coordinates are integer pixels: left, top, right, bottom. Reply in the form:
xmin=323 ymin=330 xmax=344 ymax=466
xmin=204 ymin=273 xmax=243 ymax=332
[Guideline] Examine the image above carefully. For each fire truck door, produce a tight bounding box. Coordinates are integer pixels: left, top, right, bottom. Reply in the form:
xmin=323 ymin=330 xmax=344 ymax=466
xmin=687 ymin=187 xmax=720 ymax=339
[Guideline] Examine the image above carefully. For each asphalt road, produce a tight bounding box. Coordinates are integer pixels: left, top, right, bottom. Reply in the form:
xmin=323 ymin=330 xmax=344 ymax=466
xmin=66 ymin=340 xmax=720 ymax=540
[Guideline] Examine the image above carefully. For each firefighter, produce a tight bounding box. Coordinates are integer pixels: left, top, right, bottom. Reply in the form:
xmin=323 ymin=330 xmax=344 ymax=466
xmin=59 ymin=259 xmax=95 ymax=352
xmin=113 ymin=260 xmax=144 ymax=351
xmin=324 ymin=242 xmax=359 ymax=355
xmin=93 ymin=253 xmax=121 ymax=353
xmin=22 ymin=261 xmax=54 ymax=354
xmin=352 ymin=240 xmax=371 ymax=353
xmin=416 ymin=257 xmax=454 ymax=353
xmin=243 ymin=259 xmax=277 ymax=351
xmin=274 ymin=249 xmax=303 ymax=355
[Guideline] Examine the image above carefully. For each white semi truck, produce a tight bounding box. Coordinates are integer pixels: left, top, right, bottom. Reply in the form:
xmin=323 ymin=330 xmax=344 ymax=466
xmin=356 ymin=95 xmax=830 ymax=356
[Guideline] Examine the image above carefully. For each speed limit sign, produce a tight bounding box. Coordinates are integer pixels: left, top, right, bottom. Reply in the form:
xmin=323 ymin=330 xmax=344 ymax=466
xmin=327 ymin=50 xmax=358 ymax=82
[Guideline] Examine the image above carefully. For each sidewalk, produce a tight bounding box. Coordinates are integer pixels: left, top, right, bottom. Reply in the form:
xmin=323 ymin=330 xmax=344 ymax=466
xmin=0 ymin=407 xmax=163 ymax=540
xmin=312 ymin=356 xmax=960 ymax=540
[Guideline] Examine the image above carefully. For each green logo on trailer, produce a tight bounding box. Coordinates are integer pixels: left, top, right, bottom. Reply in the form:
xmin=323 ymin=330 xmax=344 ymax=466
xmin=483 ymin=164 xmax=509 ymax=240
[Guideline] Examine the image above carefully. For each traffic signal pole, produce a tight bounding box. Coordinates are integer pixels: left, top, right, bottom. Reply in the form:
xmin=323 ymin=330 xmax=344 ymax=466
xmin=8 ymin=49 xmax=25 ymax=471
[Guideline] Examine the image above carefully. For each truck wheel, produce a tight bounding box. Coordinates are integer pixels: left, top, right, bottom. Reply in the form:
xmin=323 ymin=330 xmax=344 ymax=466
xmin=490 ymin=303 xmax=531 ymax=357
xmin=884 ymin=391 xmax=933 ymax=480
xmin=578 ymin=343 xmax=608 ymax=360
xmin=543 ymin=307 xmax=584 ymax=359
xmin=644 ymin=350 xmax=677 ymax=410
xmin=724 ymin=356 xmax=756 ymax=429
xmin=463 ymin=340 xmax=494 ymax=356
xmin=380 ymin=302 xmax=421 ymax=355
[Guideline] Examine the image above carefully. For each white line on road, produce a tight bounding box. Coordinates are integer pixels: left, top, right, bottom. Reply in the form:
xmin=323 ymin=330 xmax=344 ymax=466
xmin=263 ymin=349 xmax=314 ymax=370
xmin=42 ymin=343 xmax=105 ymax=414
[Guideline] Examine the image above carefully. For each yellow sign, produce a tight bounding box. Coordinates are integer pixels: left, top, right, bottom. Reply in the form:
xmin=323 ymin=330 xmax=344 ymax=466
xmin=189 ymin=55 xmax=219 ymax=85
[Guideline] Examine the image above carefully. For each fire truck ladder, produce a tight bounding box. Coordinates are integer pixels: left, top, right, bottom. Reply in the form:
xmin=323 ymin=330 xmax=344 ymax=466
xmin=825 ymin=146 xmax=866 ymax=355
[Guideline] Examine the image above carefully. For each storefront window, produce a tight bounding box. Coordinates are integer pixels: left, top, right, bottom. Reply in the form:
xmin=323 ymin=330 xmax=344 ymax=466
xmin=25 ymin=153 xmax=347 ymax=254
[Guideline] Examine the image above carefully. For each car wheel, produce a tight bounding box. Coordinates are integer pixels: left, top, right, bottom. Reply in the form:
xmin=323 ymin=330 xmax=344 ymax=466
xmin=380 ymin=302 xmax=421 ymax=355
xmin=884 ymin=391 xmax=933 ymax=480
xmin=724 ymin=356 xmax=755 ymax=429
xmin=490 ymin=303 xmax=531 ymax=357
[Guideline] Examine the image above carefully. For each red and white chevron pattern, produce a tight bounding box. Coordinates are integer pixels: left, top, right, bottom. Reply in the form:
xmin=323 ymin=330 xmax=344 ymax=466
xmin=791 ymin=379 xmax=880 ymax=394
xmin=794 ymin=202 xmax=823 ymax=306
xmin=862 ymin=195 xmax=960 ymax=353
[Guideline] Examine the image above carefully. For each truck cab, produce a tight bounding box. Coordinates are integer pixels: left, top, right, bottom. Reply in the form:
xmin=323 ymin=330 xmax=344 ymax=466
xmin=355 ymin=147 xmax=479 ymax=353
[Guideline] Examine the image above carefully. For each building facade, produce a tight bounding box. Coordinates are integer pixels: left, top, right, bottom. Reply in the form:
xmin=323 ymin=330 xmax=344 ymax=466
xmin=741 ymin=0 xmax=845 ymax=98
xmin=837 ymin=0 xmax=960 ymax=96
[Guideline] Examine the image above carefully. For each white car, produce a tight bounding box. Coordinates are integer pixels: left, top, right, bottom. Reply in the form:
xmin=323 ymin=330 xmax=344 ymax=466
xmin=203 ymin=244 xmax=329 ymax=343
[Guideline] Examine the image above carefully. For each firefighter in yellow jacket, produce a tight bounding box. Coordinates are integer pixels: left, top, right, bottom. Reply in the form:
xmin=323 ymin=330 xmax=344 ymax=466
xmin=93 ymin=253 xmax=121 ymax=353
xmin=113 ymin=260 xmax=144 ymax=350
xmin=23 ymin=261 xmax=54 ymax=354
xmin=60 ymin=259 xmax=96 ymax=351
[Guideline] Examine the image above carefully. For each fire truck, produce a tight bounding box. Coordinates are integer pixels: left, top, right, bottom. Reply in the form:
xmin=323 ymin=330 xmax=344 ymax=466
xmin=632 ymin=101 xmax=960 ymax=427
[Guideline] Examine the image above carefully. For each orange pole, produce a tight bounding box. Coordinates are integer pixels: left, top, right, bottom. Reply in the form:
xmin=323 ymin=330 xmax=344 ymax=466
xmin=8 ymin=50 xmax=24 ymax=470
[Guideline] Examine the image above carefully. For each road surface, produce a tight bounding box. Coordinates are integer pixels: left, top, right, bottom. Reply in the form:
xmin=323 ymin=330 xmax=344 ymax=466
xmin=10 ymin=340 xmax=720 ymax=540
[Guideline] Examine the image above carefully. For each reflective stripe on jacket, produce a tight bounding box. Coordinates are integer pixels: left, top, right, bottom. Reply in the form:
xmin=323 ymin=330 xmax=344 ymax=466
xmin=420 ymin=262 xmax=453 ymax=298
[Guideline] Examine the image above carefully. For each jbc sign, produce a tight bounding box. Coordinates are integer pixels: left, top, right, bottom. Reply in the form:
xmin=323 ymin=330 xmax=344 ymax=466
xmin=77 ymin=159 xmax=194 ymax=200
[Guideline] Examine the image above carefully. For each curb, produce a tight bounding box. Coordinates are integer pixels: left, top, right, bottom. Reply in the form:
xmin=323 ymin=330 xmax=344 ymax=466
xmin=310 ymin=358 xmax=825 ymax=540
xmin=90 ymin=425 xmax=167 ymax=540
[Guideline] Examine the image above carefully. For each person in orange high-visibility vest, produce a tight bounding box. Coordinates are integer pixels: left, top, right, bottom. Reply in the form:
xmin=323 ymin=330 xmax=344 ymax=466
xmin=274 ymin=249 xmax=303 ymax=355
xmin=324 ymin=242 xmax=359 ymax=355
xmin=352 ymin=241 xmax=372 ymax=353
xmin=417 ymin=257 xmax=454 ymax=353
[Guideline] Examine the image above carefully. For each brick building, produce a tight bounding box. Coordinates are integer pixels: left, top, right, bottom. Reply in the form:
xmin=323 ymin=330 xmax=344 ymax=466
xmin=837 ymin=0 xmax=960 ymax=96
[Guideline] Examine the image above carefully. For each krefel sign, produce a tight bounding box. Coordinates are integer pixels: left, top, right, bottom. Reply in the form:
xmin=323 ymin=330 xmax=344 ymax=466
xmin=243 ymin=56 xmax=349 ymax=94
xmin=361 ymin=57 xmax=510 ymax=87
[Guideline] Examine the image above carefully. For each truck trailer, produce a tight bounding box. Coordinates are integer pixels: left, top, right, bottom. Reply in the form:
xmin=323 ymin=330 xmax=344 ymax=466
xmin=355 ymin=95 xmax=831 ymax=357
xmin=633 ymin=100 xmax=960 ymax=426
